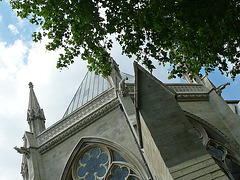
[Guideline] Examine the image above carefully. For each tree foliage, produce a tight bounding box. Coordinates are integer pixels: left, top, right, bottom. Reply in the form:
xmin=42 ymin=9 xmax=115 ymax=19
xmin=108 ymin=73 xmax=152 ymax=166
xmin=10 ymin=0 xmax=240 ymax=78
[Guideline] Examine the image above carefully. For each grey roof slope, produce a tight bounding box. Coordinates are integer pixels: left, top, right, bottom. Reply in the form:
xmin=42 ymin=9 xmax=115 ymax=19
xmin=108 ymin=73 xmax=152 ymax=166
xmin=63 ymin=71 xmax=135 ymax=117
xmin=63 ymin=71 xmax=111 ymax=117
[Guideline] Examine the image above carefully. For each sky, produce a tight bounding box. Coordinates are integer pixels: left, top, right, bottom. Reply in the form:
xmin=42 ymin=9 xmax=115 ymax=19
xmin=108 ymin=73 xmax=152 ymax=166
xmin=0 ymin=1 xmax=239 ymax=180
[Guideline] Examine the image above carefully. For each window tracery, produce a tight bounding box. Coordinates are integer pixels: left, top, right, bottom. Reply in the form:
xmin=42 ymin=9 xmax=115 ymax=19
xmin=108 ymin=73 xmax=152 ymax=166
xmin=192 ymin=123 xmax=240 ymax=180
xmin=72 ymin=146 xmax=141 ymax=180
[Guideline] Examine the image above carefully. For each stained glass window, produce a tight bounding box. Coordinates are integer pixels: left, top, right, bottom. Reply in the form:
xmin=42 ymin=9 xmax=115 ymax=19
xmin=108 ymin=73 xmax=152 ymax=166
xmin=225 ymin=157 xmax=240 ymax=180
xmin=112 ymin=151 xmax=128 ymax=163
xmin=192 ymin=122 xmax=240 ymax=180
xmin=109 ymin=166 xmax=129 ymax=180
xmin=207 ymin=145 xmax=225 ymax=161
xmin=73 ymin=146 xmax=141 ymax=180
xmin=77 ymin=148 xmax=108 ymax=179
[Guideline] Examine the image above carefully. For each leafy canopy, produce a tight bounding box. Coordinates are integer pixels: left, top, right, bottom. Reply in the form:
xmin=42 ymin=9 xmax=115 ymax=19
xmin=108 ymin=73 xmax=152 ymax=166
xmin=10 ymin=0 xmax=240 ymax=78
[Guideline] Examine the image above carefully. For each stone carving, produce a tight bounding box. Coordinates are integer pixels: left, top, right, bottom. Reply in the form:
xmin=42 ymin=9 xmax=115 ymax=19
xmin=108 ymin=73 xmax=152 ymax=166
xmin=167 ymin=84 xmax=207 ymax=93
xmin=188 ymin=116 xmax=240 ymax=179
xmin=21 ymin=162 xmax=29 ymax=180
xmin=119 ymin=77 xmax=128 ymax=96
xmin=167 ymin=84 xmax=210 ymax=101
xmin=37 ymin=88 xmax=116 ymax=145
xmin=27 ymin=82 xmax=46 ymax=122
xmin=39 ymin=98 xmax=119 ymax=154
xmin=72 ymin=146 xmax=140 ymax=180
xmin=110 ymin=58 xmax=120 ymax=73
xmin=14 ymin=146 xmax=30 ymax=158
xmin=61 ymin=137 xmax=149 ymax=180
xmin=176 ymin=94 xmax=209 ymax=101
xmin=216 ymin=82 xmax=230 ymax=96
xmin=185 ymin=111 xmax=240 ymax=151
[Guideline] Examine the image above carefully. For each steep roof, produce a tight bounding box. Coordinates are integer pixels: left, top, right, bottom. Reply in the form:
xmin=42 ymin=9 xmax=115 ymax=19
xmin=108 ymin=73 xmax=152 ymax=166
xmin=63 ymin=71 xmax=111 ymax=117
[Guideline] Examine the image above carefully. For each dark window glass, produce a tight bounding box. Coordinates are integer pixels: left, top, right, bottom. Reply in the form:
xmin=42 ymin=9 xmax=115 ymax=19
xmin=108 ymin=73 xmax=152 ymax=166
xmin=207 ymin=145 xmax=224 ymax=161
xmin=113 ymin=151 xmax=128 ymax=162
xmin=78 ymin=148 xmax=108 ymax=179
xmin=110 ymin=166 xmax=129 ymax=180
xmin=226 ymin=157 xmax=240 ymax=180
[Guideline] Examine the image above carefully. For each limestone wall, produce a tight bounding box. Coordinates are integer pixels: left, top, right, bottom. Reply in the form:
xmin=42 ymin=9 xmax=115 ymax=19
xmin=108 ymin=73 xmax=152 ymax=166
xmin=40 ymin=107 xmax=148 ymax=180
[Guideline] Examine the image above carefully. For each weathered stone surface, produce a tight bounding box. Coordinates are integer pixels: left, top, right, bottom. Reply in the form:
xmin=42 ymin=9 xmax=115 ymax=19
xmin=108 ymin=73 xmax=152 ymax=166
xmin=42 ymin=107 xmax=148 ymax=180
xmin=17 ymin=62 xmax=239 ymax=180
xmin=135 ymin=63 xmax=208 ymax=167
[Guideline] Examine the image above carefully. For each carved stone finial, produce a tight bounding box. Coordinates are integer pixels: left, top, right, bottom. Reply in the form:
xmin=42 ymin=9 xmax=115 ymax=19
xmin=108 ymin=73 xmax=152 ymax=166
xmin=28 ymin=82 xmax=33 ymax=89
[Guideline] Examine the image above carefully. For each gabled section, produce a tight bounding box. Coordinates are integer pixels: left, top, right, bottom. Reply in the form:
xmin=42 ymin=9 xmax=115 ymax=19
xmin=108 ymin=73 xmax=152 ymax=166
xmin=61 ymin=137 xmax=148 ymax=180
xmin=63 ymin=71 xmax=111 ymax=117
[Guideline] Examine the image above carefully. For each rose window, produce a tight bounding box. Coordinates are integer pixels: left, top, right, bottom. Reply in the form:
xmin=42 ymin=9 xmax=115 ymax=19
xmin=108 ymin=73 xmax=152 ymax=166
xmin=72 ymin=146 xmax=141 ymax=180
xmin=77 ymin=148 xmax=108 ymax=179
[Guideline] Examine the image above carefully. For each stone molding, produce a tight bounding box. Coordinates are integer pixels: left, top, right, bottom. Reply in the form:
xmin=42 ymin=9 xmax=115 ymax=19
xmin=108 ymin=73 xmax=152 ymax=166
xmin=128 ymin=83 xmax=210 ymax=101
xmin=185 ymin=111 xmax=240 ymax=154
xmin=61 ymin=137 xmax=150 ymax=180
xmin=176 ymin=93 xmax=209 ymax=101
xmin=167 ymin=84 xmax=209 ymax=93
xmin=38 ymin=98 xmax=119 ymax=154
xmin=166 ymin=84 xmax=210 ymax=101
xmin=37 ymin=88 xmax=118 ymax=152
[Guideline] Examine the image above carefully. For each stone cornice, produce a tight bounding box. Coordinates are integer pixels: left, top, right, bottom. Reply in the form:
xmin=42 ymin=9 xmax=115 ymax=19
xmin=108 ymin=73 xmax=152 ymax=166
xmin=38 ymin=98 xmax=119 ymax=154
xmin=127 ymin=83 xmax=211 ymax=102
xmin=37 ymin=88 xmax=118 ymax=153
xmin=176 ymin=93 xmax=209 ymax=101
xmin=166 ymin=84 xmax=209 ymax=93
xmin=166 ymin=84 xmax=210 ymax=101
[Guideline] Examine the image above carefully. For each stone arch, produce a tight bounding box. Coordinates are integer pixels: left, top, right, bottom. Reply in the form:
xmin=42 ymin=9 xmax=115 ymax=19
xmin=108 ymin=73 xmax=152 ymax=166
xmin=61 ymin=137 xmax=149 ymax=180
xmin=184 ymin=111 xmax=240 ymax=179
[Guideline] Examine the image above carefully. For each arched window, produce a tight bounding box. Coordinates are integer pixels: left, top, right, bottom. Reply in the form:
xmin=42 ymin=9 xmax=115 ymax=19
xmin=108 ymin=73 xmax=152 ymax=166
xmin=61 ymin=138 xmax=147 ymax=180
xmin=205 ymin=143 xmax=240 ymax=180
xmin=72 ymin=146 xmax=140 ymax=180
xmin=189 ymin=116 xmax=240 ymax=180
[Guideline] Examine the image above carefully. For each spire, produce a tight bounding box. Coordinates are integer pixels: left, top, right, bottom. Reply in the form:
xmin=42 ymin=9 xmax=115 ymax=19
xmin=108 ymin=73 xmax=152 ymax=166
xmin=27 ymin=82 xmax=45 ymax=135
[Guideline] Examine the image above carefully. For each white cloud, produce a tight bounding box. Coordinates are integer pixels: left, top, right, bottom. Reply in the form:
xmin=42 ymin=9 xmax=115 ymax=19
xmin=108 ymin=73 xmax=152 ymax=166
xmin=0 ymin=15 xmax=2 ymax=23
xmin=0 ymin=25 xmax=239 ymax=180
xmin=8 ymin=24 xmax=19 ymax=35
xmin=0 ymin=34 xmax=180 ymax=180
xmin=0 ymin=36 xmax=87 ymax=180
xmin=17 ymin=16 xmax=25 ymax=27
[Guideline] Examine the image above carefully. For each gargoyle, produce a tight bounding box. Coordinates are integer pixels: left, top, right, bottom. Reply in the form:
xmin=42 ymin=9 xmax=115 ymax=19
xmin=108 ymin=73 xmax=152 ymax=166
xmin=14 ymin=146 xmax=30 ymax=158
xmin=216 ymin=82 xmax=230 ymax=96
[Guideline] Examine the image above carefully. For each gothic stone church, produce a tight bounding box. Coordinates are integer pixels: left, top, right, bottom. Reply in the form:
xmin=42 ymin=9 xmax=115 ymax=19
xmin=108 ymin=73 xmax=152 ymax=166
xmin=16 ymin=62 xmax=240 ymax=180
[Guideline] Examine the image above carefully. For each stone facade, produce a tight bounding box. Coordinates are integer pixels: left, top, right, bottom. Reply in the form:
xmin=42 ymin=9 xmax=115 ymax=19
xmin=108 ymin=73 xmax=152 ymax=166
xmin=16 ymin=62 xmax=240 ymax=180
